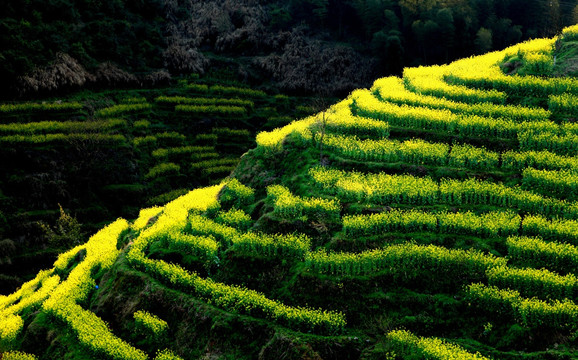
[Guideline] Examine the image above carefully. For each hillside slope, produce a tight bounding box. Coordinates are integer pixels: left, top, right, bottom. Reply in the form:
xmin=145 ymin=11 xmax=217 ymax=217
xmin=3 ymin=26 xmax=578 ymax=360
xmin=0 ymin=76 xmax=320 ymax=294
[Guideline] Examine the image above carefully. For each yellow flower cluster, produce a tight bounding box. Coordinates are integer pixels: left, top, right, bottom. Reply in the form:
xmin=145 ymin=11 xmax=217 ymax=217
xmin=404 ymin=64 xmax=506 ymax=103
xmin=126 ymin=184 xmax=346 ymax=333
xmin=0 ymin=314 xmax=23 ymax=346
xmin=372 ymin=76 xmax=550 ymax=121
xmin=40 ymin=219 xmax=147 ymax=360
xmin=133 ymin=310 xmax=168 ymax=336
xmin=154 ymin=349 xmax=184 ymax=360
xmin=266 ymin=184 xmax=341 ymax=222
xmin=0 ymin=270 xmax=61 ymax=347
xmin=448 ymin=37 xmax=578 ymax=97
xmin=353 ymin=88 xmax=559 ymax=139
xmin=256 ymin=115 xmax=317 ymax=149
xmin=387 ymin=330 xmax=490 ymax=360
xmin=563 ymin=24 xmax=578 ymax=41
xmin=2 ymin=351 xmax=38 ymax=360
xmin=132 ymin=206 xmax=164 ymax=231
xmin=214 ymin=208 xmax=252 ymax=231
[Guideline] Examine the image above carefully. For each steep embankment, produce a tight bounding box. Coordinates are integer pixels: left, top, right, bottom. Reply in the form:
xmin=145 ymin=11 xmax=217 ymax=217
xmin=3 ymin=25 xmax=578 ymax=360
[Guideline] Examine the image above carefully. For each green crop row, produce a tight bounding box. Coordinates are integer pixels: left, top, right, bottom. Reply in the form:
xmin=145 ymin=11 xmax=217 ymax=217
xmin=487 ymin=266 xmax=578 ymax=301
xmin=319 ymin=100 xmax=391 ymax=139
xmin=321 ymin=134 xmax=449 ymax=165
xmin=95 ymin=103 xmax=152 ymax=118
xmin=152 ymin=146 xmax=214 ymax=161
xmin=185 ymin=83 xmax=210 ymax=92
xmin=145 ymin=163 xmax=181 ymax=180
xmin=175 ymin=104 xmax=247 ymax=116
xmin=191 ymin=158 xmax=239 ymax=172
xmin=522 ymin=167 xmax=578 ymax=201
xmin=230 ymin=232 xmax=311 ymax=259
xmin=446 ymin=70 xmax=578 ymax=98
xmin=209 ymin=85 xmax=266 ymax=98
xmin=218 ymin=179 xmax=255 ymax=209
xmin=155 ymin=96 xmax=254 ymax=109
xmin=502 ymin=149 xmax=578 ymax=171
xmin=188 ymin=213 xmax=310 ymax=259
xmin=521 ymin=215 xmax=578 ymax=244
xmin=518 ymin=131 xmax=578 ymax=157
xmin=310 ymin=167 xmax=578 ymax=219
xmin=0 ymin=133 xmax=127 ymax=147
xmin=0 ymin=119 xmax=126 ymax=135
xmin=155 ymin=132 xmax=187 ymax=147
xmin=322 ymin=133 xmax=503 ymax=170
xmin=310 ymin=166 xmax=439 ymax=205
xmin=305 ymin=243 xmax=505 ymax=279
xmin=323 ymin=132 xmax=578 ymax=173
xmin=0 ymin=102 xmax=83 ymax=114
xmin=466 ymin=283 xmax=578 ymax=328
xmin=214 ymin=208 xmax=253 ymax=232
xmin=343 ymin=209 xmax=520 ymax=238
xmin=164 ymin=232 xmax=219 ymax=263
xmin=549 ymin=94 xmax=578 ymax=118
xmin=506 ymin=236 xmax=578 ymax=276
xmin=266 ymin=185 xmax=341 ymax=222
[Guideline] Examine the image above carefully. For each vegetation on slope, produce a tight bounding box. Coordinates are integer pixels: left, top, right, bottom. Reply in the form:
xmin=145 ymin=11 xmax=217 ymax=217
xmin=3 ymin=24 xmax=578 ymax=360
xmin=0 ymin=74 xmax=321 ymax=293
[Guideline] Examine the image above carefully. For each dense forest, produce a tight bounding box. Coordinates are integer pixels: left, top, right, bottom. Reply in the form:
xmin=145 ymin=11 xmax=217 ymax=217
xmin=2 ymin=0 xmax=577 ymax=97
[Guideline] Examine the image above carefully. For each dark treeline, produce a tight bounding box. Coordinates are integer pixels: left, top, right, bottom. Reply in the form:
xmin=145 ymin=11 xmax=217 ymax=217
xmin=1 ymin=0 xmax=577 ymax=97
xmin=280 ymin=0 xmax=575 ymax=71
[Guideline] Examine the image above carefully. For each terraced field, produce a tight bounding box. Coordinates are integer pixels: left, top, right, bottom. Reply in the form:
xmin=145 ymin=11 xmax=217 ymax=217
xmin=2 ymin=26 xmax=578 ymax=359
xmin=0 ymin=77 xmax=316 ymax=291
